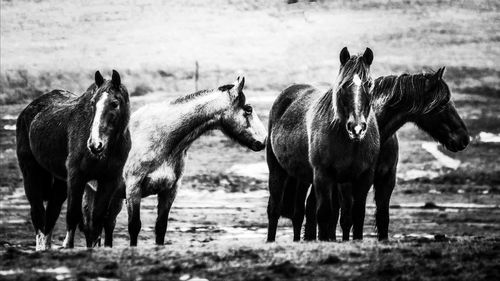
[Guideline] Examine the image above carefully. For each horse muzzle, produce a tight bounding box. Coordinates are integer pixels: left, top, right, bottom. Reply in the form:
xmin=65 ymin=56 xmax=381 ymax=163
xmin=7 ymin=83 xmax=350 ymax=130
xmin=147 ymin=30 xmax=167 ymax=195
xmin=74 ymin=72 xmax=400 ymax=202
xmin=251 ymin=138 xmax=266 ymax=151
xmin=87 ymin=138 xmax=106 ymax=156
xmin=445 ymin=133 xmax=470 ymax=152
xmin=347 ymin=121 xmax=367 ymax=141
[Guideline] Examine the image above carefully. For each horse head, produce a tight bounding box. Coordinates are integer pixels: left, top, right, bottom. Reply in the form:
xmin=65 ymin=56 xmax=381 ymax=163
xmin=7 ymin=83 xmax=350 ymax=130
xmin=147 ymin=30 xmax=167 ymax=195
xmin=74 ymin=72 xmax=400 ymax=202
xmin=334 ymin=47 xmax=374 ymax=141
xmin=87 ymin=70 xmax=130 ymax=157
xmin=219 ymin=77 xmax=267 ymax=151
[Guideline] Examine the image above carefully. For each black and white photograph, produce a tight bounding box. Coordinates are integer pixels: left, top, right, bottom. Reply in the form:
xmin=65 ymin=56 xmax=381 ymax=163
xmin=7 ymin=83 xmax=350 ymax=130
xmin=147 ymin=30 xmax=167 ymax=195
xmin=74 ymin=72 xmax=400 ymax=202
xmin=0 ymin=0 xmax=499 ymax=280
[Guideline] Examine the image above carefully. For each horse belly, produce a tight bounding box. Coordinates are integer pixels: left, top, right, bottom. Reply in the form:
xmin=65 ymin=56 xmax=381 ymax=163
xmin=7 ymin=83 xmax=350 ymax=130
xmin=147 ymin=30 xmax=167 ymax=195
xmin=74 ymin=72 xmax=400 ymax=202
xmin=271 ymin=124 xmax=312 ymax=182
xmin=142 ymin=162 xmax=176 ymax=197
xmin=28 ymin=115 xmax=69 ymax=180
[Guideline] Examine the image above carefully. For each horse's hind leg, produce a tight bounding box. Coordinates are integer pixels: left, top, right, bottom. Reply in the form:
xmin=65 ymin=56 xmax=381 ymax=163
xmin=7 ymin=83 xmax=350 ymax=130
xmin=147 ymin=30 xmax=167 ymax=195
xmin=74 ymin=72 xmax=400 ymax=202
xmin=304 ymin=188 xmax=317 ymax=241
xmin=155 ymin=184 xmax=178 ymax=245
xmin=18 ymin=155 xmax=52 ymax=250
xmin=292 ymin=180 xmax=309 ymax=242
xmin=266 ymin=143 xmax=288 ymax=242
xmin=44 ymin=179 xmax=67 ymax=248
xmin=126 ymin=177 xmax=142 ymax=247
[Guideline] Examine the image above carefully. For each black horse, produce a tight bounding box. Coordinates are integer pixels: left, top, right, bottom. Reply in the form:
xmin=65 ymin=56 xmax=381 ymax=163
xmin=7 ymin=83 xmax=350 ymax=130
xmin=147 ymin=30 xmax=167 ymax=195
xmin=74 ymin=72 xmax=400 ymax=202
xmin=267 ymin=47 xmax=379 ymax=242
xmin=288 ymin=68 xmax=470 ymax=241
xmin=16 ymin=70 xmax=131 ymax=250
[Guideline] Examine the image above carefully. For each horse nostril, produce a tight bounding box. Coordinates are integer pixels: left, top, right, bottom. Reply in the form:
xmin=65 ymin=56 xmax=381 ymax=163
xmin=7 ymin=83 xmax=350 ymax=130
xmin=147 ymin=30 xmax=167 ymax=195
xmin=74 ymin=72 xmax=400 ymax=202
xmin=96 ymin=142 xmax=103 ymax=150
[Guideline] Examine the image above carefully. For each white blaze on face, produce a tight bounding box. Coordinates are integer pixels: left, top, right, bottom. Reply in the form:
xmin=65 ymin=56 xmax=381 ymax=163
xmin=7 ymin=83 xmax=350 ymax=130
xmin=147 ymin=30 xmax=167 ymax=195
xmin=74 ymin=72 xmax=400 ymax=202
xmin=90 ymin=92 xmax=109 ymax=143
xmin=353 ymin=74 xmax=362 ymax=116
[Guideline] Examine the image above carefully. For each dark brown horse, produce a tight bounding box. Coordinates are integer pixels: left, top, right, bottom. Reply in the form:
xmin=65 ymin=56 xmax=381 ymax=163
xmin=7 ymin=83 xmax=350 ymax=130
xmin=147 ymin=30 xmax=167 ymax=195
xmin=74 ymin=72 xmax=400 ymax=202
xmin=16 ymin=70 xmax=131 ymax=250
xmin=267 ymin=47 xmax=379 ymax=242
xmin=289 ymin=68 xmax=470 ymax=241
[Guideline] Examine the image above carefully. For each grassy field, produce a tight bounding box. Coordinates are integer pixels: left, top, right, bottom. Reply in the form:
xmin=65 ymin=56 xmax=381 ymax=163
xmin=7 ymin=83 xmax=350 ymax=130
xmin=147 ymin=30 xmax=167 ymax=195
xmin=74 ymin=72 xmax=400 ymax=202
xmin=1 ymin=0 xmax=500 ymax=280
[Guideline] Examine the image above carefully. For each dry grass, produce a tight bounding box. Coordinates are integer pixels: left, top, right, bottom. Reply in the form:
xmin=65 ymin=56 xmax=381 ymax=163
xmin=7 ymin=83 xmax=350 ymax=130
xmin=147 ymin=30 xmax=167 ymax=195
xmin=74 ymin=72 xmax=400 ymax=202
xmin=1 ymin=0 xmax=499 ymax=104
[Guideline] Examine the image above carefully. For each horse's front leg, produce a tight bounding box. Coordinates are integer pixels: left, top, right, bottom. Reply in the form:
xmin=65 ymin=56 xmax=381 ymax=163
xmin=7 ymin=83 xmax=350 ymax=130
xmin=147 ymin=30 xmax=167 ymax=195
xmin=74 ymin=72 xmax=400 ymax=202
xmin=155 ymin=183 xmax=178 ymax=245
xmin=87 ymin=177 xmax=121 ymax=248
xmin=313 ymin=169 xmax=335 ymax=241
xmin=126 ymin=177 xmax=142 ymax=247
xmin=63 ymin=172 xmax=86 ymax=249
xmin=339 ymin=182 xmax=353 ymax=241
xmin=352 ymin=170 xmax=374 ymax=240
xmin=304 ymin=187 xmax=317 ymax=241
xmin=104 ymin=184 xmax=125 ymax=247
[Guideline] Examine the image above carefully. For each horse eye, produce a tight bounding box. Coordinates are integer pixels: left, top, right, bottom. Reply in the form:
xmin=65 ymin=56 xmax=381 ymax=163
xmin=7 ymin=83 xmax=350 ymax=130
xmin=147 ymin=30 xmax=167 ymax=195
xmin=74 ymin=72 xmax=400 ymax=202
xmin=110 ymin=101 xmax=119 ymax=109
xmin=244 ymin=105 xmax=253 ymax=115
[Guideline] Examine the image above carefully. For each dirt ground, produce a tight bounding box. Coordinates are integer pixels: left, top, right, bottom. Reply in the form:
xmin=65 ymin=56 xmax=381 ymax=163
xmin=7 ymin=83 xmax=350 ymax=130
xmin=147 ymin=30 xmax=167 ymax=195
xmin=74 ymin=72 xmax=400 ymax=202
xmin=1 ymin=0 xmax=500 ymax=280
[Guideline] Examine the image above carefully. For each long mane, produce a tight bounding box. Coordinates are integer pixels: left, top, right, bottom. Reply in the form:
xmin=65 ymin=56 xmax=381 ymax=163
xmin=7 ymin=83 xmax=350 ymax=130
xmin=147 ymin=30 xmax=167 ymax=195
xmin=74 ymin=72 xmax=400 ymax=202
xmin=372 ymin=71 xmax=451 ymax=115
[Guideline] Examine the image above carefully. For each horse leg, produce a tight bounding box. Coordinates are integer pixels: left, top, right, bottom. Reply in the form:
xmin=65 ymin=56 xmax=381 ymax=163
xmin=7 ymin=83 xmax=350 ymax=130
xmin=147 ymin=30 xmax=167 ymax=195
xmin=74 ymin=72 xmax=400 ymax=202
xmin=374 ymin=169 xmax=396 ymax=241
xmin=155 ymin=184 xmax=178 ymax=245
xmin=352 ymin=170 xmax=373 ymax=240
xmin=339 ymin=182 xmax=353 ymax=241
xmin=85 ymin=178 xmax=120 ymax=248
xmin=19 ymin=158 xmax=51 ymax=251
xmin=63 ymin=172 xmax=86 ymax=249
xmin=329 ymin=187 xmax=340 ymax=241
xmin=374 ymin=137 xmax=398 ymax=241
xmin=104 ymin=185 xmax=125 ymax=247
xmin=304 ymin=187 xmax=317 ymax=241
xmin=44 ymin=179 xmax=67 ymax=249
xmin=292 ymin=180 xmax=309 ymax=242
xmin=313 ymin=169 xmax=335 ymax=241
xmin=266 ymin=143 xmax=288 ymax=242
xmin=126 ymin=178 xmax=142 ymax=247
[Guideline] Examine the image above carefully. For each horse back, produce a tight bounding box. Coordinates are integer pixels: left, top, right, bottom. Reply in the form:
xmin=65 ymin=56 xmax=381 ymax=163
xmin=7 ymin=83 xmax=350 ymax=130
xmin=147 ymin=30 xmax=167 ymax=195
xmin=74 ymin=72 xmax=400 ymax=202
xmin=269 ymin=84 xmax=320 ymax=182
xmin=17 ymin=90 xmax=78 ymax=179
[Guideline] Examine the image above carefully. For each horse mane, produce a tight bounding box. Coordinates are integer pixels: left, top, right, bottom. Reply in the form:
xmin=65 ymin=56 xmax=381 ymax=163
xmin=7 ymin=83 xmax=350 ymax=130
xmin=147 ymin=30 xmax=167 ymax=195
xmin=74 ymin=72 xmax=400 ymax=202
xmin=372 ymin=71 xmax=450 ymax=114
xmin=172 ymin=89 xmax=212 ymax=104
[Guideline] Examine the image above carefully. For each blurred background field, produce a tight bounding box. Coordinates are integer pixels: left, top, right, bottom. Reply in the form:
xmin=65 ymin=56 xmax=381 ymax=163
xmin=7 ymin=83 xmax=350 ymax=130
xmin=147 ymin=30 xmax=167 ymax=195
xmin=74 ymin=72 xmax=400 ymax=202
xmin=1 ymin=0 xmax=499 ymax=280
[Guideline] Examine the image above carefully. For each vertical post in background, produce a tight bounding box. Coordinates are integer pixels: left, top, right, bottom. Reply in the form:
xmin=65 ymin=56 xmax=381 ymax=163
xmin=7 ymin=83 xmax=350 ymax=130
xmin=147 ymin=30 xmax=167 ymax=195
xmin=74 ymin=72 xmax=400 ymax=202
xmin=194 ymin=61 xmax=199 ymax=92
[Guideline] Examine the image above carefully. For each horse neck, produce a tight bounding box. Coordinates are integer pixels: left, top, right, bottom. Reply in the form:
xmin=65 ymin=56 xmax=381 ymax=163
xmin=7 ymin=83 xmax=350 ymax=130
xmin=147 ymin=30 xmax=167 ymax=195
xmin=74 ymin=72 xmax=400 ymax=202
xmin=373 ymin=76 xmax=424 ymax=143
xmin=165 ymin=91 xmax=231 ymax=156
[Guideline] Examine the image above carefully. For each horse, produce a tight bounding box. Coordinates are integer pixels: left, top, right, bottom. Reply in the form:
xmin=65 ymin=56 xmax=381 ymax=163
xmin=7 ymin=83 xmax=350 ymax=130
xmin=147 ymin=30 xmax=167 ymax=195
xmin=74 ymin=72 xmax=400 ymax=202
xmin=82 ymin=76 xmax=268 ymax=247
xmin=267 ymin=47 xmax=379 ymax=242
xmin=16 ymin=70 xmax=131 ymax=250
xmin=291 ymin=67 xmax=470 ymax=241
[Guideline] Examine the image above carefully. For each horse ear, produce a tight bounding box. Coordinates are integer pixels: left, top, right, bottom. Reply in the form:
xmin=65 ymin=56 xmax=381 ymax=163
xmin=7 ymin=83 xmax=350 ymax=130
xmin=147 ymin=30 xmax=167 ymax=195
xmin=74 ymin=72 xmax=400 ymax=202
xmin=340 ymin=47 xmax=350 ymax=66
xmin=111 ymin=70 xmax=121 ymax=88
xmin=436 ymin=67 xmax=446 ymax=80
xmin=95 ymin=71 xmax=104 ymax=87
xmin=236 ymin=76 xmax=245 ymax=93
xmin=233 ymin=76 xmax=246 ymax=105
xmin=363 ymin=48 xmax=374 ymax=66
xmin=218 ymin=84 xmax=234 ymax=92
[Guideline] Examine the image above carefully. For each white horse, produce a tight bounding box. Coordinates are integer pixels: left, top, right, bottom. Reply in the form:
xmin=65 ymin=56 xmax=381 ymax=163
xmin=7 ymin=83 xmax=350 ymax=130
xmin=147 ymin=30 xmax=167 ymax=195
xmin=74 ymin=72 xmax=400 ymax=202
xmin=82 ymin=77 xmax=267 ymax=246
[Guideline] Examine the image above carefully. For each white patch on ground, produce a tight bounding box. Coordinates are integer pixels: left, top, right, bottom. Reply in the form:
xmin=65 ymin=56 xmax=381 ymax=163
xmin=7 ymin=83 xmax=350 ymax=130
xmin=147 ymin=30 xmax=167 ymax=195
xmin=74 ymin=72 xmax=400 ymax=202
xmin=0 ymin=269 xmax=23 ymax=276
xmin=2 ymin=115 xmax=17 ymax=120
xmin=3 ymin=124 xmax=16 ymax=131
xmin=421 ymin=142 xmax=461 ymax=169
xmin=398 ymin=169 xmax=440 ymax=181
xmin=227 ymin=162 xmax=268 ymax=180
xmin=477 ymin=132 xmax=500 ymax=143
xmin=34 ymin=267 xmax=71 ymax=280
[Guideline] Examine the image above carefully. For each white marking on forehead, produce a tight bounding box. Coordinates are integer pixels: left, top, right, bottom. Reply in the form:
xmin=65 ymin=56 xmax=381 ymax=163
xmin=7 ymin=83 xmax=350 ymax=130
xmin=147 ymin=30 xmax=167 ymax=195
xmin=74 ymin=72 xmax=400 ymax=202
xmin=353 ymin=74 xmax=361 ymax=87
xmin=353 ymin=75 xmax=362 ymax=115
xmin=91 ymin=92 xmax=109 ymax=142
